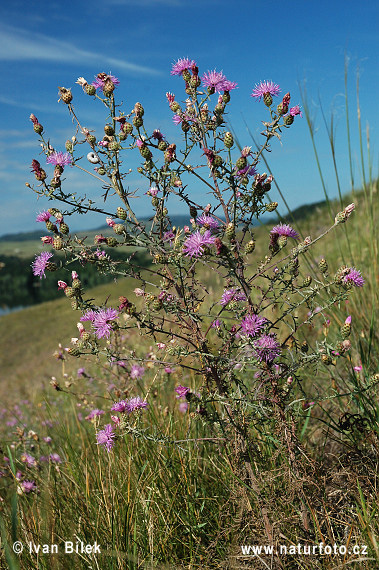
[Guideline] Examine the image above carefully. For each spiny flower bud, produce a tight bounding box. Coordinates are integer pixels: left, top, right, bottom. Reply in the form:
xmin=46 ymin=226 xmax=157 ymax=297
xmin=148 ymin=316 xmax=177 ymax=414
xmin=244 ymin=240 xmax=256 ymax=254
xmin=58 ymin=87 xmax=73 ymax=104
xmin=64 ymin=286 xmax=76 ymax=298
xmin=278 ymin=235 xmax=287 ymax=248
xmin=235 ymin=157 xmax=247 ymax=171
xmin=266 ymin=202 xmax=278 ymax=212
xmin=224 ymin=132 xmax=234 ymax=148
xmin=59 ymin=222 xmax=69 ymax=235
xmin=107 ymin=237 xmax=118 ymax=247
xmin=122 ymin=122 xmax=133 ymax=135
xmin=225 ymin=223 xmax=235 ymax=240
xmin=321 ymin=354 xmax=333 ymax=365
xmin=72 ymin=279 xmax=81 ymax=291
xmin=53 ymin=237 xmax=63 ymax=250
xmin=340 ymin=316 xmax=351 ymax=338
xmin=67 ymin=347 xmax=81 ymax=357
xmin=117 ymin=207 xmax=127 ymax=220
xmin=151 ymin=298 xmax=163 ymax=311
xmin=65 ymin=140 xmax=74 ymax=152
xmin=113 ymin=224 xmax=125 ymax=235
xmin=158 ymin=140 xmax=168 ymax=151
xmin=283 ymin=115 xmax=294 ymax=126
xmin=108 ymin=141 xmax=121 ymax=152
xmin=334 ymin=265 xmax=350 ymax=284
xmin=151 ymin=196 xmax=159 ymax=207
xmin=301 ymin=276 xmax=312 ymax=288
xmin=97 ymin=167 xmax=106 ymax=175
xmin=133 ymin=116 xmax=143 ymax=128
xmin=85 ymin=84 xmax=96 ymax=96
xmin=46 ymin=221 xmax=58 ymax=233
xmin=104 ymin=124 xmax=115 ymax=136
xmin=263 ymin=93 xmax=273 ymax=107
xmin=319 ymin=258 xmax=328 ymax=273
xmin=133 ymin=102 xmax=144 ymax=116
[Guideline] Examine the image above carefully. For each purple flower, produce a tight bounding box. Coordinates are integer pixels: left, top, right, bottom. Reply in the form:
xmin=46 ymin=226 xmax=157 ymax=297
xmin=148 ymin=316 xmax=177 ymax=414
xmin=251 ymin=81 xmax=281 ymax=101
xmin=171 ymin=58 xmax=196 ymax=76
xmin=92 ymin=73 xmax=120 ymax=90
xmin=175 ymin=385 xmax=190 ymax=399
xmin=201 ymin=70 xmax=227 ymax=92
xmin=21 ymin=480 xmax=37 ymax=494
xmin=343 ymin=268 xmax=365 ymax=287
xmin=36 ymin=210 xmax=51 ymax=222
xmin=46 ymin=151 xmax=72 ymax=168
xmin=85 ymin=409 xmax=105 ymax=420
xmin=163 ymin=231 xmax=175 ymax=243
xmin=236 ymin=165 xmax=257 ymax=178
xmin=196 ymin=214 xmax=220 ymax=231
xmin=270 ymin=223 xmax=299 ymax=239
xmin=253 ymin=334 xmax=281 ymax=363
xmin=220 ymin=288 xmax=247 ymax=307
xmin=222 ymin=80 xmax=238 ymax=92
xmin=240 ymin=315 xmax=268 ymax=337
xmin=32 ymin=251 xmax=53 ymax=279
xmin=130 ymin=364 xmax=145 ymax=379
xmin=81 ymin=308 xmax=119 ymax=339
xmin=49 ymin=453 xmax=62 ymax=463
xmin=96 ymin=424 xmax=115 ymax=452
xmin=211 ymin=319 xmax=221 ymax=328
xmin=111 ymin=400 xmax=129 ymax=413
xmin=183 ymin=230 xmax=216 ymax=258
xmin=20 ymin=453 xmax=37 ymax=467
xmin=289 ymin=105 xmax=302 ymax=117
xmin=127 ymin=396 xmax=148 ymax=413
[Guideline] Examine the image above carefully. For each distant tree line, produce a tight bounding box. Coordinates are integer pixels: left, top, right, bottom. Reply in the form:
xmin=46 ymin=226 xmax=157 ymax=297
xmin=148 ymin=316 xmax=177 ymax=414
xmin=0 ymin=250 xmax=150 ymax=309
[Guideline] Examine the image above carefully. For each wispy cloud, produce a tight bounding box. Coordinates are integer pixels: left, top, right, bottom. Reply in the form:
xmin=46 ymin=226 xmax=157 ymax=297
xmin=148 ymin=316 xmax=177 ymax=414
xmin=0 ymin=24 xmax=161 ymax=76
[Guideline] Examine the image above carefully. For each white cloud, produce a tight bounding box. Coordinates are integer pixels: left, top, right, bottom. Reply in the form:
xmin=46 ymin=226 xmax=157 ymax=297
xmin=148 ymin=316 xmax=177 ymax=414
xmin=0 ymin=24 xmax=161 ymax=76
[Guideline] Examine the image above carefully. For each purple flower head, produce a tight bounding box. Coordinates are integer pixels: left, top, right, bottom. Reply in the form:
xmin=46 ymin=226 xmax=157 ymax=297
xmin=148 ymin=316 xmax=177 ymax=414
xmin=49 ymin=453 xmax=62 ymax=463
xmin=20 ymin=453 xmax=37 ymax=467
xmin=175 ymin=385 xmax=190 ymax=399
xmin=343 ymin=268 xmax=365 ymax=287
xmin=240 ymin=315 xmax=268 ymax=337
xmin=270 ymin=223 xmax=299 ymax=239
xmin=36 ymin=210 xmax=51 ymax=222
xmin=236 ymin=165 xmax=257 ymax=178
xmin=253 ymin=334 xmax=281 ymax=363
xmin=32 ymin=251 xmax=53 ymax=279
xmin=251 ymin=81 xmax=281 ymax=101
xmin=96 ymin=424 xmax=115 ymax=452
xmin=21 ymin=480 xmax=37 ymax=494
xmin=46 ymin=151 xmax=72 ymax=168
xmin=211 ymin=319 xmax=221 ymax=328
xmin=82 ymin=308 xmax=119 ymax=339
xmin=201 ymin=70 xmax=227 ymax=92
xmin=222 ymin=80 xmax=238 ymax=92
xmin=171 ymin=58 xmax=196 ymax=76
xmin=111 ymin=400 xmax=129 ymax=413
xmin=130 ymin=364 xmax=145 ymax=379
xmin=183 ymin=230 xmax=216 ymax=258
xmin=127 ymin=396 xmax=148 ymax=413
xmin=289 ymin=105 xmax=302 ymax=117
xmin=196 ymin=214 xmax=220 ymax=231
xmin=163 ymin=231 xmax=175 ymax=243
xmin=220 ymin=288 xmax=247 ymax=307
xmin=85 ymin=409 xmax=105 ymax=420
xmin=92 ymin=73 xmax=120 ymax=90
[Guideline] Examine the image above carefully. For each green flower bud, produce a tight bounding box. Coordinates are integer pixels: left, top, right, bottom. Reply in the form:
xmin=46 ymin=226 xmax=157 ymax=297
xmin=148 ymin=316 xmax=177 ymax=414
xmin=104 ymin=124 xmax=115 ymax=136
xmin=263 ymin=93 xmax=273 ymax=107
xmin=113 ymin=224 xmax=125 ymax=235
xmin=266 ymin=202 xmax=278 ymax=212
xmin=283 ymin=115 xmax=294 ymax=126
xmin=53 ymin=237 xmax=63 ymax=250
xmin=319 ymin=258 xmax=328 ymax=274
xmin=244 ymin=240 xmax=256 ymax=254
xmin=235 ymin=157 xmax=247 ymax=171
xmin=225 ymin=223 xmax=235 ymax=240
xmin=224 ymin=132 xmax=234 ymax=148
xmin=107 ymin=237 xmax=118 ymax=247
xmin=59 ymin=222 xmax=69 ymax=235
xmin=133 ymin=116 xmax=143 ymax=128
xmin=85 ymin=85 xmax=96 ymax=96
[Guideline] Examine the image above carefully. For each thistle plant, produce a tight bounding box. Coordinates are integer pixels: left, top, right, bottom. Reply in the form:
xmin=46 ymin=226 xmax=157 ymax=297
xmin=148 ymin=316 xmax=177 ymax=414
xmin=27 ymin=60 xmax=367 ymax=532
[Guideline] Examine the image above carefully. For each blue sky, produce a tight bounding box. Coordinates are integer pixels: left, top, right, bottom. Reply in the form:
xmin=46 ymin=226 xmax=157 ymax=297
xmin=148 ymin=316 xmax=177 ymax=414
xmin=0 ymin=0 xmax=378 ymax=237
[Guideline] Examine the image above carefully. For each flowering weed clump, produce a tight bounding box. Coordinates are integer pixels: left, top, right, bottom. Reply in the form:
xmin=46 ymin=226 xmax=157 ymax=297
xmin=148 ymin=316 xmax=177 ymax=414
xmin=1 ymin=59 xmax=378 ymax=567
